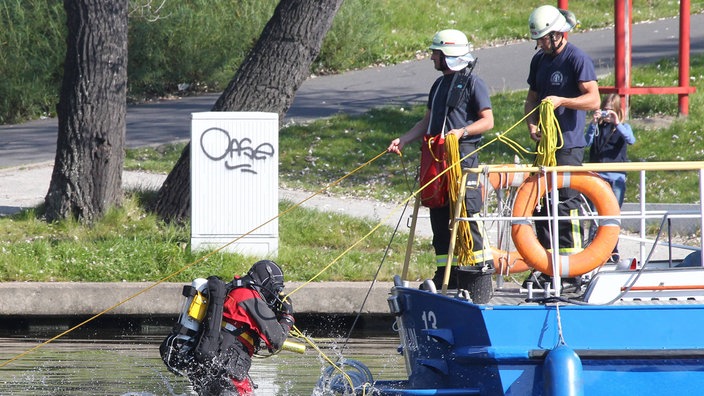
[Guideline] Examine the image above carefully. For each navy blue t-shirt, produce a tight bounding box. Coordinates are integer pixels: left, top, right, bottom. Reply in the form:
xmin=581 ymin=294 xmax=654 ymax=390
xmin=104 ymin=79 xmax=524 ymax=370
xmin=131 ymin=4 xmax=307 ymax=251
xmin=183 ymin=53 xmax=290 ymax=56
xmin=426 ymin=71 xmax=492 ymax=144
xmin=527 ymin=42 xmax=597 ymax=149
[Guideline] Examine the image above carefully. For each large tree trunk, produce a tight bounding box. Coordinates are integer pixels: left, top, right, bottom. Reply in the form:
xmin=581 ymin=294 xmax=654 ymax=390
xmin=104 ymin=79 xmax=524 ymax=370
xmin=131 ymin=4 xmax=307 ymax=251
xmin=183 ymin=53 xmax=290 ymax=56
xmin=44 ymin=0 xmax=128 ymax=223
xmin=152 ymin=0 xmax=343 ymax=222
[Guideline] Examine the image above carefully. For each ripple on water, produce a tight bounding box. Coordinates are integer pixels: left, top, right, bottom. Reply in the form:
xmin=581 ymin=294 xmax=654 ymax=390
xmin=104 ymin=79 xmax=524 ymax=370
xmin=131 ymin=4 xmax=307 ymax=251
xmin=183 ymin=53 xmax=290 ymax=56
xmin=0 ymin=335 xmax=405 ymax=395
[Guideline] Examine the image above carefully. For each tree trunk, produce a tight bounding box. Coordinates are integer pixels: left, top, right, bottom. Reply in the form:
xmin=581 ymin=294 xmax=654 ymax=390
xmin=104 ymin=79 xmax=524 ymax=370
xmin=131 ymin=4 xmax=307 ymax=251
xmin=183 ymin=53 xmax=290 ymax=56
xmin=152 ymin=0 xmax=343 ymax=222
xmin=45 ymin=0 xmax=128 ymax=223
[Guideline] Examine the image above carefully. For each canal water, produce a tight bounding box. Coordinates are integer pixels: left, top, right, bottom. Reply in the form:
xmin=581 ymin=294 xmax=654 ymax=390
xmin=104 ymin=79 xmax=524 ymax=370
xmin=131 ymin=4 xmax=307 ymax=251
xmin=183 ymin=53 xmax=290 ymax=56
xmin=0 ymin=332 xmax=405 ymax=395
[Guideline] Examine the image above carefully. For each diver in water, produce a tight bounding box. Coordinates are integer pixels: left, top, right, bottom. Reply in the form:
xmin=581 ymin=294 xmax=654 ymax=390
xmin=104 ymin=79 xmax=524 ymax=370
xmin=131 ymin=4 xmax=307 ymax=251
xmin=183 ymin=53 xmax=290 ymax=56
xmin=160 ymin=260 xmax=294 ymax=395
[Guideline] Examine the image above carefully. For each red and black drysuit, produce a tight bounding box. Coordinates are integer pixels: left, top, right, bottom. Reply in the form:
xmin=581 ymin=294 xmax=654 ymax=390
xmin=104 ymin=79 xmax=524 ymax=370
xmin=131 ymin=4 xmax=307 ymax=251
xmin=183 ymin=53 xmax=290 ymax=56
xmin=221 ymin=286 xmax=292 ymax=394
xmin=189 ymin=278 xmax=293 ymax=396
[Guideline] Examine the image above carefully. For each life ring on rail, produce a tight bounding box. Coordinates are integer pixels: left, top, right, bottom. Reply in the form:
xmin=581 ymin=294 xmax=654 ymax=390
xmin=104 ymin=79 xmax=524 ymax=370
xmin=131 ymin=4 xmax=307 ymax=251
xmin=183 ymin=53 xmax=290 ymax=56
xmin=480 ymin=165 xmax=531 ymax=201
xmin=491 ymin=247 xmax=530 ymax=274
xmin=510 ymin=172 xmax=620 ymax=277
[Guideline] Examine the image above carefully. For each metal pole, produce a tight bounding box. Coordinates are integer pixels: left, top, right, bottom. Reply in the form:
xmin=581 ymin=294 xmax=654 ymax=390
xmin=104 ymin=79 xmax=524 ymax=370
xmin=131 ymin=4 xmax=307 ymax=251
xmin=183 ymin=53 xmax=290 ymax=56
xmin=614 ymin=0 xmax=624 ymax=111
xmin=401 ymin=195 xmax=421 ymax=281
xmin=550 ymin=170 xmax=561 ymax=297
xmin=614 ymin=0 xmax=632 ymax=119
xmin=442 ymin=172 xmax=469 ymax=295
xmin=558 ymin=0 xmax=569 ymax=39
xmin=679 ymin=0 xmax=691 ymax=116
xmin=625 ymin=0 xmax=632 ymax=118
xmin=639 ymin=170 xmax=646 ymax=264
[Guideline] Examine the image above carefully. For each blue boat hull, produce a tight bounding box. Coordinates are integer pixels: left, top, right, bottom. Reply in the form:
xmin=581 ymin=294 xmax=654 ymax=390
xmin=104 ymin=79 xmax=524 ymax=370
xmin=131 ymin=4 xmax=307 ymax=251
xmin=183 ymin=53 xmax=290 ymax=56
xmin=374 ymin=285 xmax=704 ymax=395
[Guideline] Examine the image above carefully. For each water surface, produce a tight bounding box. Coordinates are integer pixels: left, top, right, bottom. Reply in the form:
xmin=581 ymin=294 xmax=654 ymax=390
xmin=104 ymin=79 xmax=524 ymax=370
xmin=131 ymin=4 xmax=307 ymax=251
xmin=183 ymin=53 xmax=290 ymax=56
xmin=0 ymin=334 xmax=405 ymax=395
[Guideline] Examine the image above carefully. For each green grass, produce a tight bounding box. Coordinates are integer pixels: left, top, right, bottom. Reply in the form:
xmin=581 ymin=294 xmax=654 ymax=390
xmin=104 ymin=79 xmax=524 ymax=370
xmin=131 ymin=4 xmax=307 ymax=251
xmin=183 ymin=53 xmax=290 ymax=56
xmin=320 ymin=0 xmax=704 ymax=70
xmin=4 ymin=5 xmax=704 ymax=283
xmin=0 ymin=194 xmax=435 ymax=283
xmin=125 ymin=144 xmax=187 ymax=174
xmin=146 ymin=56 xmax=701 ymax=206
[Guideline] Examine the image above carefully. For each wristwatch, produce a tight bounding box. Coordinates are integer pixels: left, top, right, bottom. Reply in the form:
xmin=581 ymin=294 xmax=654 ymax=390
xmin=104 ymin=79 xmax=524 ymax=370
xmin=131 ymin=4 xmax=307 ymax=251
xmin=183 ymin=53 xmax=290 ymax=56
xmin=462 ymin=126 xmax=469 ymax=137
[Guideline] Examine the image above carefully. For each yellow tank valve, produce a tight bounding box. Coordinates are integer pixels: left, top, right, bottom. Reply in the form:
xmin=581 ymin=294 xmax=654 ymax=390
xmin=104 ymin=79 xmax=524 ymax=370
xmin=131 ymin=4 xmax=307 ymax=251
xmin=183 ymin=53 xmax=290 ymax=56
xmin=187 ymin=291 xmax=207 ymax=321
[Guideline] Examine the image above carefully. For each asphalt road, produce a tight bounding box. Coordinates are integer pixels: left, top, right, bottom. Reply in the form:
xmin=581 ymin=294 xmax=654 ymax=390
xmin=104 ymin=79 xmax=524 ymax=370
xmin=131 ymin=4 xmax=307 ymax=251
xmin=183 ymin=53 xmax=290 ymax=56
xmin=1 ymin=14 xmax=703 ymax=169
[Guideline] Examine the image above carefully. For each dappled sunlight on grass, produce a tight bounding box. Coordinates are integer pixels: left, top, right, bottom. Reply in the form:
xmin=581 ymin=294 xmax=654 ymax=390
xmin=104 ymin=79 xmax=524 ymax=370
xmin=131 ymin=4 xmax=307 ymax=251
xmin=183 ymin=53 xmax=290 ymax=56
xmin=0 ymin=195 xmax=434 ymax=283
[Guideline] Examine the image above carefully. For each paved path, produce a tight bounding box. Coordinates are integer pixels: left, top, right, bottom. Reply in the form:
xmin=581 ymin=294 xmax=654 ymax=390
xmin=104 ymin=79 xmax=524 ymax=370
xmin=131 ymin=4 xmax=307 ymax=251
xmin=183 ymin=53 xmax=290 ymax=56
xmin=1 ymin=15 xmax=703 ymax=169
xmin=0 ymin=163 xmax=435 ymax=237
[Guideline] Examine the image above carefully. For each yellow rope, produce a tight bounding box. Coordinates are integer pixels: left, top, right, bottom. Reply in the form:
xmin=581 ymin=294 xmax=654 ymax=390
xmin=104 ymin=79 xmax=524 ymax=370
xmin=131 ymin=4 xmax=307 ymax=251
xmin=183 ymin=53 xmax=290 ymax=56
xmin=1 ymin=152 xmax=389 ymax=369
xmin=284 ymin=107 xmax=543 ymax=381
xmin=289 ymin=326 xmax=362 ymax=394
xmin=281 ymin=108 xmax=537 ymax=379
xmin=533 ymin=99 xmax=563 ymax=167
xmin=445 ymin=134 xmax=475 ymax=264
xmin=4 ymin=103 xmax=546 ymax=372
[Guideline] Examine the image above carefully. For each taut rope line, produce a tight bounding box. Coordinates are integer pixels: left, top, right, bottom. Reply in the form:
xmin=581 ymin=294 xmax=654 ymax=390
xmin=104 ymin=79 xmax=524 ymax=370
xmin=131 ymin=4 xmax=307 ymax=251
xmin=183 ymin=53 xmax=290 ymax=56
xmin=4 ymin=103 xmax=545 ymax=369
xmin=2 ymin=151 xmax=388 ymax=368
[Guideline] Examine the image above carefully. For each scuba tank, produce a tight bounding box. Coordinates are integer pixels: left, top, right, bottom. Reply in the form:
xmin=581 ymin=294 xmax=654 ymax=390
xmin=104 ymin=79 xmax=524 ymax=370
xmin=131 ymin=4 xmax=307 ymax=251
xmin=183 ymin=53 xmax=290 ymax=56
xmin=159 ymin=278 xmax=209 ymax=376
xmin=179 ymin=277 xmax=209 ymax=333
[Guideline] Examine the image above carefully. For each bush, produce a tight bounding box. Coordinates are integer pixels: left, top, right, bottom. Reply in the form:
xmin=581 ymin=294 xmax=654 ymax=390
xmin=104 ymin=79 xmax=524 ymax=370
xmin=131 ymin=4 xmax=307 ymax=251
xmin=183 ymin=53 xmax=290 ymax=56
xmin=0 ymin=1 xmax=65 ymax=124
xmin=127 ymin=0 xmax=277 ymax=97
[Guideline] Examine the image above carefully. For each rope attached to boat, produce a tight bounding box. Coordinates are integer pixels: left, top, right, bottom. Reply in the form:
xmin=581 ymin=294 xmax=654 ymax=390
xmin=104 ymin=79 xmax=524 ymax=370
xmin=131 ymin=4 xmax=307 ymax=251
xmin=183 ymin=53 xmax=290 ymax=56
xmin=4 ymin=104 xmax=545 ymax=370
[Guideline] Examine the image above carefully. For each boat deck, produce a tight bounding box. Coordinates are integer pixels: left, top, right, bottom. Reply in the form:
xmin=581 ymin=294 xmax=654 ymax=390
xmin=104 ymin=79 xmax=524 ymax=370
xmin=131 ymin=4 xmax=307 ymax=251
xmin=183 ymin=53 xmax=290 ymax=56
xmin=485 ymin=285 xmax=704 ymax=306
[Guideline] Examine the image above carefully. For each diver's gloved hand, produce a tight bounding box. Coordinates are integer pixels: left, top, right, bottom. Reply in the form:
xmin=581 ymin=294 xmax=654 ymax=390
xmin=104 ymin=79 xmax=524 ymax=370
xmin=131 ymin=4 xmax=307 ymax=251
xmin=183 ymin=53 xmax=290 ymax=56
xmin=278 ymin=295 xmax=293 ymax=315
xmin=277 ymin=295 xmax=295 ymax=331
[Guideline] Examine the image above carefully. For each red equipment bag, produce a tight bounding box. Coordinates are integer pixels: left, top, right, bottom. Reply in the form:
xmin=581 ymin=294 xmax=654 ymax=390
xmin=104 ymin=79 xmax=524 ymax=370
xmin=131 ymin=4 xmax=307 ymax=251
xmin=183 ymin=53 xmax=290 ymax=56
xmin=419 ymin=134 xmax=448 ymax=208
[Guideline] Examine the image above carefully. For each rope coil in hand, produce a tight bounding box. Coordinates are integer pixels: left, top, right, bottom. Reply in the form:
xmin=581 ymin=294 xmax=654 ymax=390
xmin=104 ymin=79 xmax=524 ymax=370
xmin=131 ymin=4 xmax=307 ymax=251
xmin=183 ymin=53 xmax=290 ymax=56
xmin=533 ymin=99 xmax=563 ymax=167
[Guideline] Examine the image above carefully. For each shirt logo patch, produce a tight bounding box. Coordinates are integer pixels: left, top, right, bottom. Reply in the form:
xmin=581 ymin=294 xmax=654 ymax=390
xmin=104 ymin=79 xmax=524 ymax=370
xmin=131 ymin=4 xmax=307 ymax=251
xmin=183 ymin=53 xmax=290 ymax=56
xmin=550 ymin=71 xmax=564 ymax=86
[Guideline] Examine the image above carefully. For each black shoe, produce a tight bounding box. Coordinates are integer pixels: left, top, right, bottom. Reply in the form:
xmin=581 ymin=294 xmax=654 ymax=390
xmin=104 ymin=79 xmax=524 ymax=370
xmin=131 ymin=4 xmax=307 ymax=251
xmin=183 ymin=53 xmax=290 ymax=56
xmin=432 ymin=266 xmax=458 ymax=289
xmin=562 ymin=275 xmax=583 ymax=293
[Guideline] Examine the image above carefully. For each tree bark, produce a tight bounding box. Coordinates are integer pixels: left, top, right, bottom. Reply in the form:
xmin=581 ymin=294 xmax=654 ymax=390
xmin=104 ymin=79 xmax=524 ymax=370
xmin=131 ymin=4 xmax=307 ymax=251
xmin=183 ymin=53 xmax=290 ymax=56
xmin=152 ymin=0 xmax=343 ymax=223
xmin=45 ymin=0 xmax=128 ymax=223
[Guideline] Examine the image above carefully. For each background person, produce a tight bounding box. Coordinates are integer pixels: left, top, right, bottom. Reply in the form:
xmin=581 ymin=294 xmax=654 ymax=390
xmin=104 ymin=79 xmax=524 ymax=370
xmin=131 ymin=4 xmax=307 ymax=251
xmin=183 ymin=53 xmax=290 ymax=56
xmin=387 ymin=29 xmax=494 ymax=289
xmin=523 ymin=5 xmax=600 ymax=274
xmin=585 ymin=93 xmax=635 ymax=262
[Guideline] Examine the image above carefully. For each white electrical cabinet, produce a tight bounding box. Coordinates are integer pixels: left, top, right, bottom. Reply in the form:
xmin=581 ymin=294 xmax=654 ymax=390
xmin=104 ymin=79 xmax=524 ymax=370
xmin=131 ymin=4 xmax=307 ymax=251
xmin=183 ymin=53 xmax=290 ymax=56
xmin=190 ymin=112 xmax=278 ymax=257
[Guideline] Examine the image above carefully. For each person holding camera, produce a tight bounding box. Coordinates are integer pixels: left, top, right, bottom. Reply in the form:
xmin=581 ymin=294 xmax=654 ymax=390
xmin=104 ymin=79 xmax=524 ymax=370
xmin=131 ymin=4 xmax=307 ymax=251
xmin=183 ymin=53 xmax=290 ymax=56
xmin=585 ymin=93 xmax=635 ymax=261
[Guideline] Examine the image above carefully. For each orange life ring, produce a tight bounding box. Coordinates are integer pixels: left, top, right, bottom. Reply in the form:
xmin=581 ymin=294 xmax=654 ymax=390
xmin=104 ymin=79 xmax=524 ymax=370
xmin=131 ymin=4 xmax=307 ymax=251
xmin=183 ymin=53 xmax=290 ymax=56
xmin=491 ymin=247 xmax=530 ymax=274
xmin=488 ymin=169 xmax=530 ymax=191
xmin=480 ymin=165 xmax=531 ymax=200
xmin=480 ymin=166 xmax=532 ymax=274
xmin=510 ymin=171 xmax=620 ymax=277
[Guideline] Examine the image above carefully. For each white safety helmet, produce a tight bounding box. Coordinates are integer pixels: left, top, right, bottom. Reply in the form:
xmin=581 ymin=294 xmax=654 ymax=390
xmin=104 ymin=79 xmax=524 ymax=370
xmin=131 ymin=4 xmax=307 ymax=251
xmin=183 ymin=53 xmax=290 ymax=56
xmin=429 ymin=29 xmax=471 ymax=57
xmin=528 ymin=5 xmax=576 ymax=40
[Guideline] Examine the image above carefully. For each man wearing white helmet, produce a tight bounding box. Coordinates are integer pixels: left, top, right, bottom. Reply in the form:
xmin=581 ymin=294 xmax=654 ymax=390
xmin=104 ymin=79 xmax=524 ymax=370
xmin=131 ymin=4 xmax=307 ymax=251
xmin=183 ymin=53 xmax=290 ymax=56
xmin=387 ymin=29 xmax=494 ymax=290
xmin=524 ymin=5 xmax=601 ymax=284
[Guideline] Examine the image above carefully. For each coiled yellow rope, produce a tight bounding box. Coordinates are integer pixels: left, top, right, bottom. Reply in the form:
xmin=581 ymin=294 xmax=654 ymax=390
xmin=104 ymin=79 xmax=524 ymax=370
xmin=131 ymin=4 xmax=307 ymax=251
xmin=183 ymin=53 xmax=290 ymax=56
xmin=533 ymin=99 xmax=563 ymax=167
xmin=445 ymin=134 xmax=475 ymax=265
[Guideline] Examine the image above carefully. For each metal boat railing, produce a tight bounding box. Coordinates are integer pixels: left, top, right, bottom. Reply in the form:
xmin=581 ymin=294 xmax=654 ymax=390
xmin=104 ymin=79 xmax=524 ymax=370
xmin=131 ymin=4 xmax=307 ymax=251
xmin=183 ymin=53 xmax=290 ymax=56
xmin=401 ymin=161 xmax=704 ymax=298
